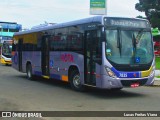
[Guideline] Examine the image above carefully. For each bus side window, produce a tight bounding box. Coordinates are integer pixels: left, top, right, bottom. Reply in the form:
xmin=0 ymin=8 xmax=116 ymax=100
xmin=95 ymin=30 xmax=102 ymax=59
xmin=68 ymin=26 xmax=84 ymax=51
xmin=50 ymin=36 xmax=54 ymax=51
xmin=53 ymin=28 xmax=68 ymax=50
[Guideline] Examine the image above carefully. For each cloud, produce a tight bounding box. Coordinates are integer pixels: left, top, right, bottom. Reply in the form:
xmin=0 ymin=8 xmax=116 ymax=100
xmin=0 ymin=0 xmax=145 ymax=29
xmin=107 ymin=0 xmax=145 ymax=17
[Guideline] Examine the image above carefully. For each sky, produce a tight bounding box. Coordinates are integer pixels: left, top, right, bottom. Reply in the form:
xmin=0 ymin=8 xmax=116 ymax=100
xmin=0 ymin=0 xmax=145 ymax=29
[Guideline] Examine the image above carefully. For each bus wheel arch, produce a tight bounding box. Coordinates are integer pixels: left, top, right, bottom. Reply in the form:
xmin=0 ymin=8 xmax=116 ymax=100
xmin=68 ymin=66 xmax=85 ymax=91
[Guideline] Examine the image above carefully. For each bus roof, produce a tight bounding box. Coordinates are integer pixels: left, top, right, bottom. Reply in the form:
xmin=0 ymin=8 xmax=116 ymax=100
xmin=14 ymin=16 xmax=150 ymax=36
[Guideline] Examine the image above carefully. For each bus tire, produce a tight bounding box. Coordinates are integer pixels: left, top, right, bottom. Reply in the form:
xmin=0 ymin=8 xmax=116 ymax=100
xmin=70 ymin=70 xmax=85 ymax=92
xmin=26 ymin=64 xmax=34 ymax=80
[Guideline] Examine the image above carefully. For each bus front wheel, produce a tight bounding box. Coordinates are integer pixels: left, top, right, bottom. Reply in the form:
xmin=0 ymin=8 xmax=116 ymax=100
xmin=70 ymin=70 xmax=85 ymax=92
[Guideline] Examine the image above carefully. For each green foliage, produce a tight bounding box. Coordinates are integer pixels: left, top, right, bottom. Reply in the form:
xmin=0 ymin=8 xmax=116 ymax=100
xmin=152 ymin=27 xmax=160 ymax=36
xmin=155 ymin=57 xmax=160 ymax=70
xmin=135 ymin=0 xmax=160 ymax=28
xmin=151 ymin=17 xmax=160 ymax=28
xmin=136 ymin=15 xmax=147 ymax=19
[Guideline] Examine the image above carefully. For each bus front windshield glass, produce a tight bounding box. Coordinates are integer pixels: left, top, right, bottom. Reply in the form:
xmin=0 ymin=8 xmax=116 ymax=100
xmin=2 ymin=43 xmax=12 ymax=56
xmin=106 ymin=29 xmax=154 ymax=65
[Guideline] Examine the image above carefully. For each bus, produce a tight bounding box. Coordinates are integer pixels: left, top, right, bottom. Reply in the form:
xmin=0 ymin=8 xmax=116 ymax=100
xmin=0 ymin=21 xmax=22 ymax=65
xmin=0 ymin=40 xmax=12 ymax=65
xmin=12 ymin=16 xmax=155 ymax=91
xmin=152 ymin=28 xmax=160 ymax=56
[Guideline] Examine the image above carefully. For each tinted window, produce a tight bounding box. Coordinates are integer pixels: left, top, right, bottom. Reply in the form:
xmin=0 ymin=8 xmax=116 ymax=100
xmin=67 ymin=26 xmax=83 ymax=51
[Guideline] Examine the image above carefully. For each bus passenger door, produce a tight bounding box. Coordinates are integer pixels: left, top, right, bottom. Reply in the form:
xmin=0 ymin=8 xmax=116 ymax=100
xmin=84 ymin=30 xmax=98 ymax=86
xmin=18 ymin=39 xmax=23 ymax=71
xmin=41 ymin=35 xmax=50 ymax=76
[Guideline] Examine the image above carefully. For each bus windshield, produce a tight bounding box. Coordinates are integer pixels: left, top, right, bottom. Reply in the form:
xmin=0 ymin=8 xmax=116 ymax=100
xmin=2 ymin=42 xmax=12 ymax=57
xmin=106 ymin=29 xmax=154 ymax=65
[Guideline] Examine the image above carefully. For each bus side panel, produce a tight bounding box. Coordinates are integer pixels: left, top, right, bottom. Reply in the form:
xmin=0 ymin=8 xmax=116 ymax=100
xmin=12 ymin=51 xmax=19 ymax=71
xmin=95 ymin=63 xmax=102 ymax=88
xmin=32 ymin=51 xmax=42 ymax=76
xmin=49 ymin=52 xmax=84 ymax=83
xmin=50 ymin=51 xmax=102 ymax=87
xmin=49 ymin=52 xmax=62 ymax=80
xmin=22 ymin=51 xmax=41 ymax=75
xmin=22 ymin=51 xmax=28 ymax=72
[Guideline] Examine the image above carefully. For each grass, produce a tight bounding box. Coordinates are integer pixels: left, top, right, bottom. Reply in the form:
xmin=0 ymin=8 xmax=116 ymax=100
xmin=155 ymin=57 xmax=160 ymax=70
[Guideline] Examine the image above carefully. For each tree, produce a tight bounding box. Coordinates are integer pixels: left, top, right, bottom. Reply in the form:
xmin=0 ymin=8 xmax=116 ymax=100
xmin=135 ymin=0 xmax=160 ymax=28
xmin=136 ymin=15 xmax=146 ymax=19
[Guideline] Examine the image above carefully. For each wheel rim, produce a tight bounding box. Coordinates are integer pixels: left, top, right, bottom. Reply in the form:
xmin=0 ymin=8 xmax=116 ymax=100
xmin=73 ymin=74 xmax=81 ymax=88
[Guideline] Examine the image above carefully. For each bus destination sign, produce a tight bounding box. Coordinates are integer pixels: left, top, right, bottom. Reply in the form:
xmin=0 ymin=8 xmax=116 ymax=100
xmin=104 ymin=18 xmax=150 ymax=28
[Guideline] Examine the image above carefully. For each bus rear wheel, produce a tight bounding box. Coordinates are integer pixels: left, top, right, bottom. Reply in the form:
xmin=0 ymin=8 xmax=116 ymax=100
xmin=70 ymin=70 xmax=85 ymax=92
xmin=26 ymin=64 xmax=34 ymax=80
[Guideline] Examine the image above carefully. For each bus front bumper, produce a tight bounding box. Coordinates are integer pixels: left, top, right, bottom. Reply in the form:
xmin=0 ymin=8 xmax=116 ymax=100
xmin=101 ymin=72 xmax=155 ymax=89
xmin=0 ymin=58 xmax=12 ymax=65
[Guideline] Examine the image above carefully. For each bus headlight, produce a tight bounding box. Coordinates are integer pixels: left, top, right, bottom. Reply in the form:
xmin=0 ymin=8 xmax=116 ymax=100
xmin=105 ymin=66 xmax=117 ymax=78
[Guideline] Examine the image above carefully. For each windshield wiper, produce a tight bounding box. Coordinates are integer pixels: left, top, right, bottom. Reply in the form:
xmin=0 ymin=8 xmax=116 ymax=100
xmin=132 ymin=34 xmax=137 ymax=50
xmin=135 ymin=29 xmax=144 ymax=43
xmin=132 ymin=33 xmax=138 ymax=64
xmin=117 ymin=30 xmax=122 ymax=56
xmin=132 ymin=29 xmax=144 ymax=57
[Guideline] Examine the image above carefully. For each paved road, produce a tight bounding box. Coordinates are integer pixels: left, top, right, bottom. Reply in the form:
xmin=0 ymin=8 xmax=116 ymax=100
xmin=0 ymin=64 xmax=160 ymax=120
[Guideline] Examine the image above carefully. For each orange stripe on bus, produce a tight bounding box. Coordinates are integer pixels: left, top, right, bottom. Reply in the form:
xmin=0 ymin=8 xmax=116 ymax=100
xmin=62 ymin=75 xmax=68 ymax=82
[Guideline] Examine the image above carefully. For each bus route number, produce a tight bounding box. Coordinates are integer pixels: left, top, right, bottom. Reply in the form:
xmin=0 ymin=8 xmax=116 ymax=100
xmin=119 ymin=73 xmax=127 ymax=78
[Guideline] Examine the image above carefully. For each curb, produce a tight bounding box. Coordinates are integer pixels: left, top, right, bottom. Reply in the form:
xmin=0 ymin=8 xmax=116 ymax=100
xmin=146 ymin=85 xmax=160 ymax=87
xmin=146 ymin=81 xmax=160 ymax=87
xmin=144 ymin=79 xmax=160 ymax=87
